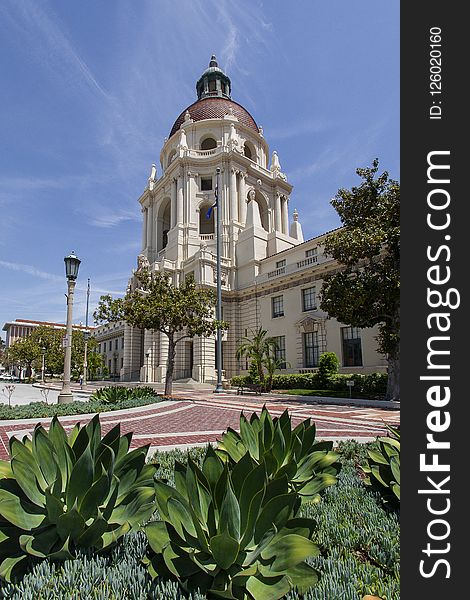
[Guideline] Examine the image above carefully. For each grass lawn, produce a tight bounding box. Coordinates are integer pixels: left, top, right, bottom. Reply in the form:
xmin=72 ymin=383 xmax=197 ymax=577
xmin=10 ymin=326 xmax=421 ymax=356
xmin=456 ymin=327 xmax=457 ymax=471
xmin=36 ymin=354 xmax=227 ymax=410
xmin=274 ymin=389 xmax=385 ymax=400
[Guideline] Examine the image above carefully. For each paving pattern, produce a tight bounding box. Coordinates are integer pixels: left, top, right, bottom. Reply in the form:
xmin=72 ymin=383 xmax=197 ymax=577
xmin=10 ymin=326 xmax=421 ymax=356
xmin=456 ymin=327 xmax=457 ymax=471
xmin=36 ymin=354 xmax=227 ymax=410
xmin=0 ymin=390 xmax=400 ymax=460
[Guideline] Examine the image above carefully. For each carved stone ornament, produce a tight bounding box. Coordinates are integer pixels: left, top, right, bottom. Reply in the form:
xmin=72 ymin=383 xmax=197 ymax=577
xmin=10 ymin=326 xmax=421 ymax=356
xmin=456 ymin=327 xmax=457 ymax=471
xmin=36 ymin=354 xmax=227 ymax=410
xmin=137 ymin=254 xmax=150 ymax=271
xmin=247 ymin=189 xmax=256 ymax=202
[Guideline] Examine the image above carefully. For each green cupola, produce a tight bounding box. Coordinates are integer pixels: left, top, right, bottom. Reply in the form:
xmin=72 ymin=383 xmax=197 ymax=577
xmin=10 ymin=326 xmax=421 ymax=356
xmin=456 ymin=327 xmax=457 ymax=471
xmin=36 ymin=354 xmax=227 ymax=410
xmin=196 ymin=55 xmax=231 ymax=100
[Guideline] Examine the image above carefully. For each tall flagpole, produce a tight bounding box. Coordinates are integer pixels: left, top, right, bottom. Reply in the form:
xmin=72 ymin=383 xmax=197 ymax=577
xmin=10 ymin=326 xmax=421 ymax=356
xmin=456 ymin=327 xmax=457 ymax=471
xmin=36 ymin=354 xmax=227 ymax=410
xmin=83 ymin=278 xmax=90 ymax=387
xmin=214 ymin=167 xmax=223 ymax=393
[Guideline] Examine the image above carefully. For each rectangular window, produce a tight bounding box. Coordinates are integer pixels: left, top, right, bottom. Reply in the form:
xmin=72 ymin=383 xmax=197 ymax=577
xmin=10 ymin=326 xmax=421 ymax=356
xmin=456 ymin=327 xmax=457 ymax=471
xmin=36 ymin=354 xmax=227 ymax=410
xmin=271 ymin=335 xmax=286 ymax=369
xmin=302 ymin=287 xmax=316 ymax=311
xmin=306 ymin=247 xmax=318 ymax=258
xmin=121 ymin=337 xmax=125 ymax=349
xmin=115 ymin=339 xmax=118 ymax=350
xmin=109 ymin=341 xmax=112 ymax=351
xmin=276 ymin=259 xmax=286 ymax=269
xmin=342 ymin=327 xmax=363 ymax=367
xmin=272 ymin=295 xmax=284 ymax=318
xmin=303 ymin=332 xmax=319 ymax=368
xmin=201 ymin=177 xmax=212 ymax=191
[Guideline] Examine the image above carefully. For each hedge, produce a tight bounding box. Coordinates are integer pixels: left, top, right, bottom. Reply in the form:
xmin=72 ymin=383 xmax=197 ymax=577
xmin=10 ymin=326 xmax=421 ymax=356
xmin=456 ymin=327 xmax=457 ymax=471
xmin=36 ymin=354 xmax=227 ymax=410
xmin=231 ymin=371 xmax=388 ymax=395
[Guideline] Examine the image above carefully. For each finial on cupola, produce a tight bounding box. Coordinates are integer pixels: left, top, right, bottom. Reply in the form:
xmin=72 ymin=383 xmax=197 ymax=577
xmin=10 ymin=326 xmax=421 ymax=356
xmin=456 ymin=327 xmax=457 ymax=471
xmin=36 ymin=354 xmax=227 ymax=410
xmin=209 ymin=55 xmax=218 ymax=67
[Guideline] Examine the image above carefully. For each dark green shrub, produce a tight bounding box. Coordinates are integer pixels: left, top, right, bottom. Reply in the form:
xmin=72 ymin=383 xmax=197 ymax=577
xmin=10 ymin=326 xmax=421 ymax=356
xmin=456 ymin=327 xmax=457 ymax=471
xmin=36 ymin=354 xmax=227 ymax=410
xmin=145 ymin=445 xmax=320 ymax=599
xmin=217 ymin=408 xmax=341 ymax=504
xmin=0 ymin=415 xmax=158 ymax=582
xmin=318 ymin=352 xmax=339 ymax=386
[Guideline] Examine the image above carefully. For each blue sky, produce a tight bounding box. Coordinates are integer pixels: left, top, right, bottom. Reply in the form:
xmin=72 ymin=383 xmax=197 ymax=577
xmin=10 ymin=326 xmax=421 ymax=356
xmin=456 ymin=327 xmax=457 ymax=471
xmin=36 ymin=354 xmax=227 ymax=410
xmin=0 ymin=0 xmax=399 ymax=340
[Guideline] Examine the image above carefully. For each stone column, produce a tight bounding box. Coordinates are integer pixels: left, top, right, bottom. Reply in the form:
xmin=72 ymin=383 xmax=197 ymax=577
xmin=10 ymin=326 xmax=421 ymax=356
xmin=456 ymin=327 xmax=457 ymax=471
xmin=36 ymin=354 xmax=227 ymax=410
xmin=230 ymin=167 xmax=238 ymax=222
xmin=281 ymin=196 xmax=288 ymax=235
xmin=155 ymin=331 xmax=169 ymax=383
xmin=171 ymin=179 xmax=177 ymax=228
xmin=147 ymin=201 xmax=154 ymax=252
xmin=177 ymin=174 xmax=183 ymax=225
xmin=238 ymin=173 xmax=247 ymax=224
xmin=142 ymin=207 xmax=148 ymax=250
xmin=275 ymin=193 xmax=282 ymax=233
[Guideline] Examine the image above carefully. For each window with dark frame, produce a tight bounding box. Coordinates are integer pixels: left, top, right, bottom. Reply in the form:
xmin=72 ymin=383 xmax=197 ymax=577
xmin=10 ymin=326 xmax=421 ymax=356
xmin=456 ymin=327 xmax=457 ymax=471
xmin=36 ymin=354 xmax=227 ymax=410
xmin=341 ymin=327 xmax=363 ymax=367
xmin=302 ymin=287 xmax=316 ymax=311
xmin=276 ymin=259 xmax=286 ymax=269
xmin=272 ymin=335 xmax=286 ymax=369
xmin=303 ymin=331 xmax=319 ymax=367
xmin=272 ymin=295 xmax=284 ymax=318
xmin=201 ymin=177 xmax=212 ymax=191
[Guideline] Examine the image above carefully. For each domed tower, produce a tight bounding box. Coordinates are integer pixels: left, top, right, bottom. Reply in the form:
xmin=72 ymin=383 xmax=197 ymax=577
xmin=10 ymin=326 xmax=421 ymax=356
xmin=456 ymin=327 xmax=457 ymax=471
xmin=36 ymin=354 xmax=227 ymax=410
xmin=125 ymin=57 xmax=303 ymax=383
xmin=139 ymin=56 xmax=302 ymax=283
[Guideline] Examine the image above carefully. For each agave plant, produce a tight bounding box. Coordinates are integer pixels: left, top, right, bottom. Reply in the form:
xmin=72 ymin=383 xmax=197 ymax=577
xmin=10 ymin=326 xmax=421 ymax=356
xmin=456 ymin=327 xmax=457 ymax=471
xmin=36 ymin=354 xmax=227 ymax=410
xmin=0 ymin=414 xmax=158 ymax=582
xmin=90 ymin=386 xmax=129 ymax=404
xmin=362 ymin=425 xmax=400 ymax=507
xmin=144 ymin=445 xmax=320 ymax=599
xmin=216 ymin=407 xmax=341 ymax=504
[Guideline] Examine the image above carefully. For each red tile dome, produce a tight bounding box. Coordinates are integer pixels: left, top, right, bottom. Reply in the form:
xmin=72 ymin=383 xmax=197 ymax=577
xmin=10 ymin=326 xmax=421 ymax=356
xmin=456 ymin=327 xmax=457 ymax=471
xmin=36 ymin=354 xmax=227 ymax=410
xmin=169 ymin=97 xmax=259 ymax=139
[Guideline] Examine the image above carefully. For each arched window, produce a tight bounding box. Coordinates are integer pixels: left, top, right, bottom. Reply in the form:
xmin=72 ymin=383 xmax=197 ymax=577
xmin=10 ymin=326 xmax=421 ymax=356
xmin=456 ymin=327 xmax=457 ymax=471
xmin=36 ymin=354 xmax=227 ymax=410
xmin=201 ymin=137 xmax=217 ymax=150
xmin=244 ymin=143 xmax=252 ymax=159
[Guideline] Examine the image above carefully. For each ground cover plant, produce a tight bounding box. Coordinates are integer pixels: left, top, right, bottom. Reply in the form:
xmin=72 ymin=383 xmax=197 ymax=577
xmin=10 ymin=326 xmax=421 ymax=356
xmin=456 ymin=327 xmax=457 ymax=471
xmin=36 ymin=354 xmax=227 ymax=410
xmin=0 ymin=411 xmax=399 ymax=600
xmin=0 ymin=390 xmax=162 ymax=421
xmin=0 ymin=441 xmax=399 ymax=599
xmin=0 ymin=415 xmax=158 ymax=582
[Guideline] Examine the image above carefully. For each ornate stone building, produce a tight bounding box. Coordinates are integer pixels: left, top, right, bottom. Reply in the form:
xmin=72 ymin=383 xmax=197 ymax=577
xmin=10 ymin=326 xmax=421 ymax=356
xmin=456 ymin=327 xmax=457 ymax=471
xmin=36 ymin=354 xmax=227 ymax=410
xmin=119 ymin=57 xmax=386 ymax=383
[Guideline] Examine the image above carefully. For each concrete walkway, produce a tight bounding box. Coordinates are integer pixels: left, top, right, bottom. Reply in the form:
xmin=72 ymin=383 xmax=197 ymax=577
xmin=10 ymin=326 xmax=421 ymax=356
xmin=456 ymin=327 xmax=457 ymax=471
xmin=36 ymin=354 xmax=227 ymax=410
xmin=0 ymin=384 xmax=400 ymax=460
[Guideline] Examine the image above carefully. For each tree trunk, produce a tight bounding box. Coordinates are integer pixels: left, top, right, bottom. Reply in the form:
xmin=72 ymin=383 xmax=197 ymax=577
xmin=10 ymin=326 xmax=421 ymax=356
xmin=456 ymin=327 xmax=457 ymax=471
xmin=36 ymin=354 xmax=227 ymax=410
xmin=164 ymin=336 xmax=176 ymax=396
xmin=385 ymin=351 xmax=400 ymax=401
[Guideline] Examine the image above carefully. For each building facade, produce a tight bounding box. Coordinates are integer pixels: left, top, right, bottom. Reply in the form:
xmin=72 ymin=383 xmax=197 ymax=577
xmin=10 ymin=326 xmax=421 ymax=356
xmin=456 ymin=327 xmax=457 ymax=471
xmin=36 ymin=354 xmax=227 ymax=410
xmin=120 ymin=57 xmax=386 ymax=383
xmin=93 ymin=321 xmax=125 ymax=379
xmin=2 ymin=319 xmax=93 ymax=348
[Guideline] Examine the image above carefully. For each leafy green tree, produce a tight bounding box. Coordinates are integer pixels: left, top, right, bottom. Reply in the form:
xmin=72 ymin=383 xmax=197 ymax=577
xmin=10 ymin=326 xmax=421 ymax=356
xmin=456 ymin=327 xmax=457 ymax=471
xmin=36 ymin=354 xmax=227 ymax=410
xmin=30 ymin=326 xmax=64 ymax=377
xmin=94 ymin=270 xmax=227 ymax=395
xmin=320 ymin=160 xmax=400 ymax=401
xmin=5 ymin=336 xmax=41 ymax=378
xmin=87 ymin=348 xmax=104 ymax=380
xmin=236 ymin=327 xmax=277 ymax=386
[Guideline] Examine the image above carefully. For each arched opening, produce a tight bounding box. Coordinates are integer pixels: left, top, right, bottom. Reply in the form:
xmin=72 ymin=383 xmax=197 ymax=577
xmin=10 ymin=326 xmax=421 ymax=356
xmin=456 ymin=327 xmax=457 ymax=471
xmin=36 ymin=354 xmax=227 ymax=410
xmin=244 ymin=143 xmax=253 ymax=160
xmin=200 ymin=137 xmax=217 ymax=150
xmin=157 ymin=198 xmax=171 ymax=252
xmin=252 ymin=190 xmax=270 ymax=232
xmin=199 ymin=203 xmax=215 ymax=235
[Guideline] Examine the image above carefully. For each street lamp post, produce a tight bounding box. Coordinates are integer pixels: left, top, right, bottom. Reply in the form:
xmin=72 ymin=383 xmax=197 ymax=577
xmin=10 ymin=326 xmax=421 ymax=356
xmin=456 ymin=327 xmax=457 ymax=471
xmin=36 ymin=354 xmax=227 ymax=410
xmin=146 ymin=350 xmax=150 ymax=383
xmin=41 ymin=346 xmax=46 ymax=384
xmin=58 ymin=252 xmax=81 ymax=404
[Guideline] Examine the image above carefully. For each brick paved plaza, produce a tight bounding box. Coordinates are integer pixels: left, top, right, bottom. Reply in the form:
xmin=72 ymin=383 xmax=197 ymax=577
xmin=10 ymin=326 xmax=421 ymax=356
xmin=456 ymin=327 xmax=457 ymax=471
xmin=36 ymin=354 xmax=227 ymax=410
xmin=0 ymin=387 xmax=400 ymax=460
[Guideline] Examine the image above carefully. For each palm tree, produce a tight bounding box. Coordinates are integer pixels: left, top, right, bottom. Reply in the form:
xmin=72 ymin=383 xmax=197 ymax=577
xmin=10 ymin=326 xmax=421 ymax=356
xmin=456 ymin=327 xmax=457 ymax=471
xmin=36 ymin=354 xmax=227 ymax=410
xmin=263 ymin=349 xmax=291 ymax=392
xmin=236 ymin=327 xmax=277 ymax=385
